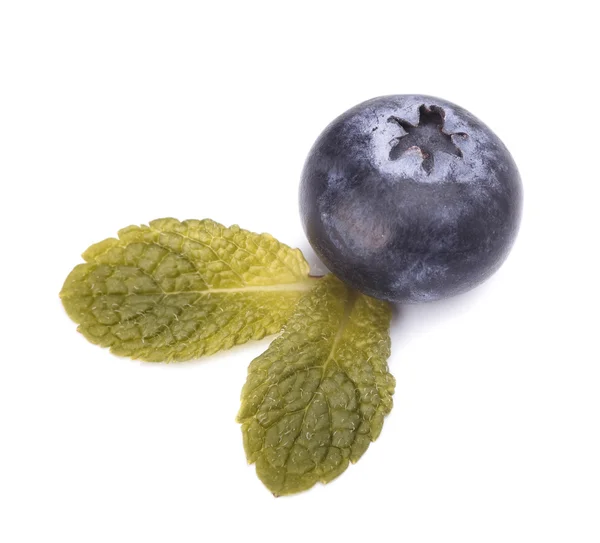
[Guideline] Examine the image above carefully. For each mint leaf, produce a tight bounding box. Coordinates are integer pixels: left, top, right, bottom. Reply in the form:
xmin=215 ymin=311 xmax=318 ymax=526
xmin=60 ymin=218 xmax=313 ymax=362
xmin=237 ymin=274 xmax=395 ymax=496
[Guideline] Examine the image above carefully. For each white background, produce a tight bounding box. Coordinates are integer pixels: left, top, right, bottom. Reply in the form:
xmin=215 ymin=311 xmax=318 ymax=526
xmin=1 ymin=1 xmax=598 ymax=542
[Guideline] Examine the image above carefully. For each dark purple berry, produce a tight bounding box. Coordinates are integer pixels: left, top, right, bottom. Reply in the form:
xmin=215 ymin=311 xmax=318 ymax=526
xmin=300 ymin=95 xmax=523 ymax=303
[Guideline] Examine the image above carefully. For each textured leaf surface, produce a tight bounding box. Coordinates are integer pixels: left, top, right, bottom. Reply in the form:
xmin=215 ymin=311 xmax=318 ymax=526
xmin=237 ymin=275 xmax=395 ymax=496
xmin=60 ymin=218 xmax=312 ymax=361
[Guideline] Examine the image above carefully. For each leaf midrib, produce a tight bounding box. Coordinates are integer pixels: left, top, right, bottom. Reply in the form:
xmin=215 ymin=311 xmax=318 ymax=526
xmin=61 ymin=280 xmax=316 ymax=299
xmin=322 ymin=289 xmax=357 ymax=371
xmin=163 ymin=281 xmax=316 ymax=295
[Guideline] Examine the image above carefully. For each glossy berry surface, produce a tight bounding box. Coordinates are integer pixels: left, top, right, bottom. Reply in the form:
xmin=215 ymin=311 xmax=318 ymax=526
xmin=300 ymin=95 xmax=522 ymax=303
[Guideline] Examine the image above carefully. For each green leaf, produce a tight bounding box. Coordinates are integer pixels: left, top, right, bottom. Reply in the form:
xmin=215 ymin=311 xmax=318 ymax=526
xmin=237 ymin=274 xmax=395 ymax=496
xmin=60 ymin=218 xmax=313 ymax=362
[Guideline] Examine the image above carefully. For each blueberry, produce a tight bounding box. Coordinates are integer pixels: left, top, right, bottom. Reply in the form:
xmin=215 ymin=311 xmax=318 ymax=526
xmin=300 ymin=95 xmax=522 ymax=303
